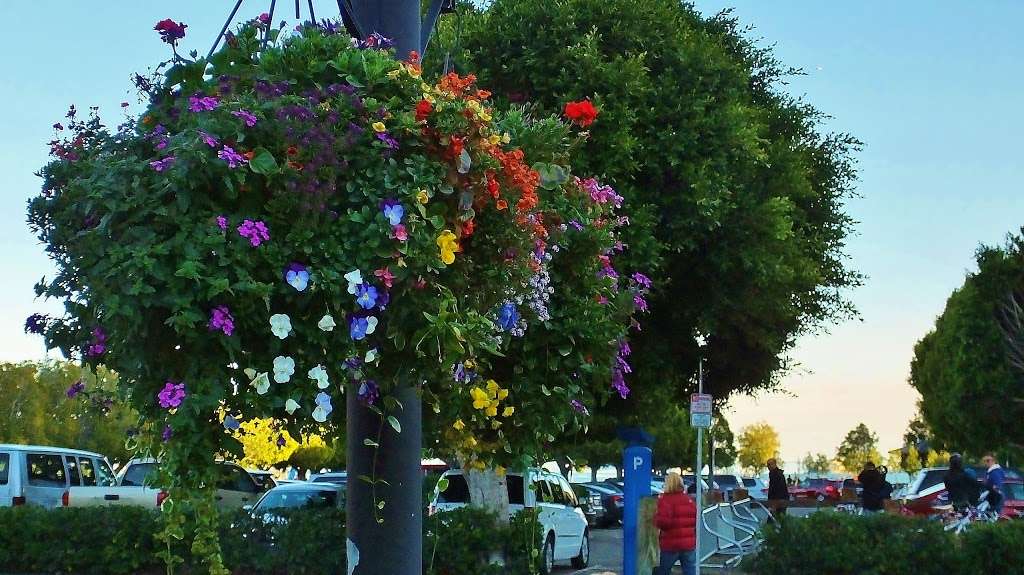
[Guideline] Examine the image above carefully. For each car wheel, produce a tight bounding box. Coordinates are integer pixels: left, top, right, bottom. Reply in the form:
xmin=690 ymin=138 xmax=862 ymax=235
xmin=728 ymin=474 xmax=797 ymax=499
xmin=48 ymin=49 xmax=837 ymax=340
xmin=540 ymin=533 xmax=555 ymax=575
xmin=571 ymin=529 xmax=590 ymax=569
xmin=816 ymin=493 xmax=826 ymax=503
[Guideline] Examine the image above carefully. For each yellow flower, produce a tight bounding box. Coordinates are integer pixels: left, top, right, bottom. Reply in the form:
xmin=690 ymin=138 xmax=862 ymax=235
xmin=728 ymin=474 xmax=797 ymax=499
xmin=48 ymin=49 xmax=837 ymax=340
xmin=497 ymin=388 xmax=509 ymax=401
xmin=467 ymin=100 xmax=481 ymax=112
xmin=488 ymin=134 xmax=501 ymax=145
xmin=466 ymin=436 xmax=478 ymax=448
xmin=502 ymin=406 xmax=515 ymax=417
xmin=420 ymin=82 xmax=432 ymax=93
xmin=318 ymin=101 xmax=331 ymax=111
xmin=372 ymin=121 xmax=386 ymax=133
xmin=471 ymin=387 xmax=490 ymax=410
xmin=491 ymin=419 xmax=502 ymax=429
xmin=464 ymin=359 xmax=475 ymax=370
xmin=436 ymin=230 xmax=459 ymax=265
xmin=453 ymin=419 xmax=465 ymax=431
xmin=386 ymin=69 xmax=401 ymax=79
xmin=407 ymin=65 xmax=421 ymax=78
xmin=417 ymin=189 xmax=430 ymax=204
xmin=495 ymin=465 xmax=506 ymax=476
xmin=485 ymin=404 xmax=498 ymax=418
xmin=469 ymin=459 xmax=485 ymax=470
xmin=501 ymin=133 xmax=511 ymax=144
xmin=485 ymin=379 xmax=500 ymax=397
xmin=479 ymin=111 xmax=492 ymax=122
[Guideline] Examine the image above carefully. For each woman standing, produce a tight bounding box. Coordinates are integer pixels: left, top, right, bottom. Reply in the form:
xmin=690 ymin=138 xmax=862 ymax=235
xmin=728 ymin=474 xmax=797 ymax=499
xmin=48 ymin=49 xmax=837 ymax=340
xmin=653 ymin=472 xmax=698 ymax=575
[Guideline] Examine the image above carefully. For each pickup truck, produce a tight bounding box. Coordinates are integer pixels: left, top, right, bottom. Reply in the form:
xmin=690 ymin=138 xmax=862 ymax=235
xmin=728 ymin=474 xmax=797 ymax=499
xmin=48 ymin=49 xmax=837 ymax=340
xmin=67 ymin=458 xmax=261 ymax=510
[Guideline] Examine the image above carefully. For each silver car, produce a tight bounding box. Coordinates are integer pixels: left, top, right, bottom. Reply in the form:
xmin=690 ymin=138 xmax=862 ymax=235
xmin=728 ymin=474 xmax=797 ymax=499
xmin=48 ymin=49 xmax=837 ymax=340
xmin=0 ymin=444 xmax=116 ymax=508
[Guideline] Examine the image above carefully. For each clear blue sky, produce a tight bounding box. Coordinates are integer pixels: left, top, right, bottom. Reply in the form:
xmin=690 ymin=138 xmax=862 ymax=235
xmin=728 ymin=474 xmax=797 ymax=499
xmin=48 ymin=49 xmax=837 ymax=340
xmin=1 ymin=1 xmax=1022 ymax=467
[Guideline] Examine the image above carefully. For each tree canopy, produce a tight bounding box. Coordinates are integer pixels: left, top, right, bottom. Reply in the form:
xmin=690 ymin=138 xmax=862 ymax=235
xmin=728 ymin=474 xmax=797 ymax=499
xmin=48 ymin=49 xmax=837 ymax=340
xmin=909 ymin=231 xmax=1024 ymax=457
xmin=835 ymin=423 xmax=881 ymax=473
xmin=737 ymin=422 xmax=780 ymax=473
xmin=801 ymin=452 xmax=832 ymax=476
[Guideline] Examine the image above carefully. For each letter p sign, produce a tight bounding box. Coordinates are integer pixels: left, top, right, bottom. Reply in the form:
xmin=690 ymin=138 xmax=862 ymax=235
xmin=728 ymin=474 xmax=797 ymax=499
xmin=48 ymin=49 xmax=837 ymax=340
xmin=633 ymin=456 xmax=643 ymax=470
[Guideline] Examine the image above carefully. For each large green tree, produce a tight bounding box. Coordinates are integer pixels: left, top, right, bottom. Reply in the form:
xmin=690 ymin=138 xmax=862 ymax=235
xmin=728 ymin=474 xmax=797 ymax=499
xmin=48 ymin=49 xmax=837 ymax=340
xmin=737 ymin=422 xmax=780 ymax=473
xmin=0 ymin=361 xmax=136 ymax=464
xmin=909 ymin=231 xmax=1024 ymax=456
xmin=835 ymin=423 xmax=881 ymax=473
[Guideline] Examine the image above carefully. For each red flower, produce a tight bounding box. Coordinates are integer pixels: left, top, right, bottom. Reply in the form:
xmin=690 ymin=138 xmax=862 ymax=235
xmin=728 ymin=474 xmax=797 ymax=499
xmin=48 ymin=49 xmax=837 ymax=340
xmin=415 ymin=99 xmax=433 ymax=122
xmin=286 ymin=145 xmax=299 ymax=156
xmin=462 ymin=219 xmax=475 ymax=237
xmin=496 ymin=199 xmax=508 ymax=211
xmin=154 ymin=19 xmax=187 ymax=45
xmin=563 ymin=99 xmax=599 ymax=128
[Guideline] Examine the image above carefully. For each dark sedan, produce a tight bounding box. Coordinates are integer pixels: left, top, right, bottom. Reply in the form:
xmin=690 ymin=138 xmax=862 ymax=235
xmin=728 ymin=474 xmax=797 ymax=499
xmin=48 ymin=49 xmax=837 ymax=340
xmin=581 ymin=482 xmax=623 ymax=527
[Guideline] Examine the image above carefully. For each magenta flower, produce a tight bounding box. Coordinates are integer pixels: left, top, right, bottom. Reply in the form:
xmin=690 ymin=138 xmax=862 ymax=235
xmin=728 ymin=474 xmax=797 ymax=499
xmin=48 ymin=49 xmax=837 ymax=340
xmin=231 ymin=109 xmax=258 ymax=127
xmin=632 ymin=272 xmax=652 ymax=288
xmin=154 ymin=19 xmax=187 ymax=44
xmin=570 ymin=399 xmax=589 ymax=416
xmin=216 ymin=215 xmax=228 ymax=230
xmin=149 ymin=156 xmax=175 ymax=172
xmin=157 ymin=381 xmax=186 ymax=409
xmin=86 ymin=327 xmax=107 ymax=357
xmin=188 ymin=94 xmax=219 ymax=112
xmin=198 ymin=130 xmax=219 ymax=148
xmin=218 ymin=145 xmax=246 ymax=168
xmin=633 ymin=294 xmax=648 ymax=312
xmin=392 ymin=224 xmax=408 ymax=242
xmin=208 ymin=305 xmax=235 ymax=335
xmin=66 ymin=380 xmax=86 ymax=399
xmin=237 ymin=219 xmax=270 ymax=246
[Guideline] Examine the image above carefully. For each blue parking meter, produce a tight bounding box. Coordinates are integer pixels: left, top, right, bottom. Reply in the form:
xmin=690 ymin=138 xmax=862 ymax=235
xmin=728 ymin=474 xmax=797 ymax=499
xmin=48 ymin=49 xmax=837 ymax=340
xmin=623 ymin=443 xmax=652 ymax=575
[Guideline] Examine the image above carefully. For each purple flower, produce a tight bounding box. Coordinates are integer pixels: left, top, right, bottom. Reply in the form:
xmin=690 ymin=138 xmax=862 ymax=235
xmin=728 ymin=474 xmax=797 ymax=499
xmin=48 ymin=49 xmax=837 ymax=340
xmin=154 ymin=19 xmax=187 ymax=44
xmin=218 ymin=145 xmax=246 ymax=168
xmin=162 ymin=425 xmax=173 ymax=442
xmin=157 ymin=380 xmax=186 ymax=409
xmin=355 ymin=283 xmax=379 ymax=309
xmin=360 ymin=32 xmax=394 ymax=50
xmin=208 ymin=305 xmax=234 ymax=336
xmin=579 ymin=177 xmax=623 ymax=208
xmin=66 ymin=380 xmax=86 ymax=399
xmin=284 ymin=262 xmax=309 ymax=291
xmin=358 ymin=380 xmax=380 ymax=406
xmin=634 ymin=294 xmax=648 ymax=312
xmin=452 ymin=362 xmax=468 ymax=383
xmin=223 ymin=415 xmax=240 ymax=431
xmin=198 ymin=130 xmax=219 ymax=148
xmin=86 ymin=327 xmax=107 ymax=357
xmin=149 ymin=156 xmax=176 ymax=172
xmin=188 ymin=94 xmax=219 ymax=112
xmin=216 ymin=215 xmax=228 ymax=230
xmin=380 ymin=200 xmax=405 ymax=226
xmin=611 ymin=369 xmax=630 ymax=399
xmin=569 ymin=220 xmax=584 ymax=231
xmin=237 ymin=219 xmax=270 ymax=246
xmin=276 ymin=435 xmax=286 ymax=447
xmin=231 ymin=109 xmax=258 ymax=127
xmin=498 ymin=303 xmax=520 ymax=332
xmin=570 ymin=399 xmax=589 ymax=416
xmin=375 ymin=131 xmax=399 ymax=151
xmin=632 ymin=272 xmax=652 ymax=289
xmin=24 ymin=313 xmax=48 ymax=335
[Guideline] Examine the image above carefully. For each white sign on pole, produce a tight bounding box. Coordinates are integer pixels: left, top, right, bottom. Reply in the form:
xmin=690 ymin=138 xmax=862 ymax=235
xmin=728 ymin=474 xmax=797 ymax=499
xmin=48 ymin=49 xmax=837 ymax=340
xmin=690 ymin=393 xmax=712 ymax=428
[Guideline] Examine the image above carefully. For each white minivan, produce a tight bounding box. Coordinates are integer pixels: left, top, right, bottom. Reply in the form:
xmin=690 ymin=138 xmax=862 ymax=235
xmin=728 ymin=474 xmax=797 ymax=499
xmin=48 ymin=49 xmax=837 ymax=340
xmin=0 ymin=444 xmax=117 ymax=508
xmin=430 ymin=468 xmax=589 ymax=574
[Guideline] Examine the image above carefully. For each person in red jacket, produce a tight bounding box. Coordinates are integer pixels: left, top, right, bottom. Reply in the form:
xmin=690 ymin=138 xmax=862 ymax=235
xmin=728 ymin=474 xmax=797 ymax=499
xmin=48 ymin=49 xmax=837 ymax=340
xmin=653 ymin=472 xmax=698 ymax=575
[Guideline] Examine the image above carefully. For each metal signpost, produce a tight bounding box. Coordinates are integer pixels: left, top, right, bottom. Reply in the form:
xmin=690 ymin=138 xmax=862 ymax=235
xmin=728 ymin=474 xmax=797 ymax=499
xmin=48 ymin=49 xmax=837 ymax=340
xmin=691 ymin=361 xmax=712 ymax=566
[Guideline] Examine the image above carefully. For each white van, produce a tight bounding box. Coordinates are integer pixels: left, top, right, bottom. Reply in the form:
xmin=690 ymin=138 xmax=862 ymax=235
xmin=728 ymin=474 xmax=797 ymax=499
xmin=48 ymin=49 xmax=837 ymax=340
xmin=430 ymin=468 xmax=589 ymax=574
xmin=0 ymin=444 xmax=117 ymax=508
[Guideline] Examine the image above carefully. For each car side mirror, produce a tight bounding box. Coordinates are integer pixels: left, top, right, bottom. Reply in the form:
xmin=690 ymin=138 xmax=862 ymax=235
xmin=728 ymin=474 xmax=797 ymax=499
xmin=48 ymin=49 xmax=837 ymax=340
xmin=242 ymin=504 xmax=253 ymax=512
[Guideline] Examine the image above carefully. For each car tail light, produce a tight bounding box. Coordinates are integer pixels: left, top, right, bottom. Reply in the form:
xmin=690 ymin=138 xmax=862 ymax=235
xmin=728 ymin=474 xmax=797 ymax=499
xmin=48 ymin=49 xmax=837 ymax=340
xmin=157 ymin=490 xmax=169 ymax=508
xmin=62 ymin=491 xmax=69 ymax=507
xmin=12 ymin=496 xmax=26 ymax=506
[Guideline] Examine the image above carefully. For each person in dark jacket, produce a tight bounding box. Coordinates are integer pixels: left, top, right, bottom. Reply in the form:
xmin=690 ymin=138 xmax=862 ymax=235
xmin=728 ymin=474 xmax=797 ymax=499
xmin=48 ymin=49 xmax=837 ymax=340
xmin=653 ymin=472 xmax=697 ymax=575
xmin=857 ymin=462 xmax=887 ymax=512
xmin=766 ymin=459 xmax=789 ymax=516
xmin=943 ymin=454 xmax=980 ymax=509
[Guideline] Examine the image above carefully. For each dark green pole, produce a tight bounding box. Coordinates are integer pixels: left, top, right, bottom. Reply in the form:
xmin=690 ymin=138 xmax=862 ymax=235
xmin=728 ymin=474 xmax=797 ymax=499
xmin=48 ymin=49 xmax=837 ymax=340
xmin=345 ymin=3 xmax=423 ymax=574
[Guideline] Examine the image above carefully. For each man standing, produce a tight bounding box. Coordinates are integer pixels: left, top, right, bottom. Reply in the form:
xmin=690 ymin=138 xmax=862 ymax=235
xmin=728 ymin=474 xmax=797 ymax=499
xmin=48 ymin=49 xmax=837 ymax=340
xmin=857 ymin=462 xmax=886 ymax=513
xmin=766 ymin=458 xmax=789 ymax=517
xmin=982 ymin=453 xmax=1006 ymax=514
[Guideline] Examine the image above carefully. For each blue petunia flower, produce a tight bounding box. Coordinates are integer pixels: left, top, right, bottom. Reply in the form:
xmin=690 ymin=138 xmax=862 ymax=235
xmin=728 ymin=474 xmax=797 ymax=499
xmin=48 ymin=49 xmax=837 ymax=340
xmin=355 ymin=283 xmax=378 ymax=309
xmin=498 ymin=303 xmax=520 ymax=332
xmin=382 ymin=200 xmax=404 ymax=226
xmin=223 ymin=415 xmax=241 ymax=430
xmin=284 ymin=262 xmax=309 ymax=291
xmin=349 ymin=315 xmax=379 ymax=341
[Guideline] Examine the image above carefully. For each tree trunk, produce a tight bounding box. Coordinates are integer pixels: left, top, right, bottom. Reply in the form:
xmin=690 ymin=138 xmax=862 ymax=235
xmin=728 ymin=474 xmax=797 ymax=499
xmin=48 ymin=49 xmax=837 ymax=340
xmin=465 ymin=466 xmax=511 ymax=519
xmin=590 ymin=466 xmax=598 ymax=483
xmin=615 ymin=464 xmax=623 ymax=479
xmin=555 ymin=456 xmax=573 ymax=480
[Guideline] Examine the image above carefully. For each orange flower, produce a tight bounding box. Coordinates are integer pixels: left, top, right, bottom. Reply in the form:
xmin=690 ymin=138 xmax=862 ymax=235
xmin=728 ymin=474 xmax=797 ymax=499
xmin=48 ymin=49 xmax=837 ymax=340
xmin=496 ymin=199 xmax=508 ymax=211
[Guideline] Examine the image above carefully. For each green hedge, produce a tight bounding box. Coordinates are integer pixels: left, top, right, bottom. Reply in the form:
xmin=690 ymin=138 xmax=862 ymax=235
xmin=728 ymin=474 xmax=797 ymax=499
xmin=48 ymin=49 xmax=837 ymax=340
xmin=0 ymin=505 xmax=541 ymax=575
xmin=748 ymin=512 xmax=1024 ymax=575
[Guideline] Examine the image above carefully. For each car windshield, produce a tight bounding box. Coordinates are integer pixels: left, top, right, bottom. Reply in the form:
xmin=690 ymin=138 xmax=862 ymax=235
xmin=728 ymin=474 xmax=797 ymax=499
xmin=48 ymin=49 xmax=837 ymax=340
xmin=742 ymin=478 xmax=757 ymax=487
xmin=714 ymin=475 xmax=739 ymax=487
xmin=1004 ymin=483 xmax=1023 ymax=500
xmin=800 ymin=478 xmax=828 ymax=488
xmin=256 ymin=489 xmax=338 ymax=511
xmin=585 ymin=483 xmax=617 ymax=495
xmin=312 ymin=475 xmax=347 ymax=484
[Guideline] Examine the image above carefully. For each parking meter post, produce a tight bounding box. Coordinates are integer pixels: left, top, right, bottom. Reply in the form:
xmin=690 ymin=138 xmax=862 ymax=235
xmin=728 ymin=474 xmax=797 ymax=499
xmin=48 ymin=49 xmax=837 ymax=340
xmin=694 ymin=357 xmax=704 ymax=564
xmin=623 ymin=443 xmax=653 ymax=575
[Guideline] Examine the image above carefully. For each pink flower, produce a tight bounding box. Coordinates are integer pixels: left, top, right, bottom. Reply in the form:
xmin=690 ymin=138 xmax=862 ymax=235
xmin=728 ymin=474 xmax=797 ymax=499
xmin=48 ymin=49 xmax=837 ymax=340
xmin=374 ymin=267 xmax=395 ymax=289
xmin=157 ymin=381 xmax=186 ymax=409
xmin=392 ymin=224 xmax=408 ymax=242
xmin=237 ymin=219 xmax=270 ymax=246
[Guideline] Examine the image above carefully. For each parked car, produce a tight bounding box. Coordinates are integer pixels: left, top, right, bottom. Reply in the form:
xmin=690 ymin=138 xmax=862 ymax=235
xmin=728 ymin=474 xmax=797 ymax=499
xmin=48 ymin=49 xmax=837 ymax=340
xmin=0 ymin=444 xmax=117 ymax=508
xmin=900 ymin=467 xmax=950 ymax=514
xmin=741 ymin=477 xmax=768 ymax=501
xmin=841 ymin=478 xmax=862 ymax=497
xmin=248 ymin=469 xmax=278 ymax=492
xmin=681 ymin=475 xmax=718 ymax=493
xmin=309 ymin=471 xmax=348 ymax=486
xmin=431 ymin=468 xmax=589 ymax=574
xmin=789 ymin=477 xmax=841 ymax=502
xmin=713 ymin=474 xmax=747 ymax=500
xmin=249 ymin=482 xmax=345 ymax=524
xmin=569 ymin=484 xmax=604 ymax=527
xmin=578 ymin=482 xmax=623 ymax=526
xmin=1002 ymin=479 xmax=1023 ymax=519
xmin=68 ymin=457 xmax=260 ymax=510
xmin=969 ymin=465 xmax=1023 ymax=482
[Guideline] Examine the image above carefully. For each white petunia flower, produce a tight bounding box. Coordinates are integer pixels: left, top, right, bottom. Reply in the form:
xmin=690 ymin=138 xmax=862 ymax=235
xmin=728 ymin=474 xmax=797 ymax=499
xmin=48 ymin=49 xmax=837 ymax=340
xmin=364 ymin=348 xmax=378 ymax=363
xmin=318 ymin=314 xmax=336 ymax=332
xmin=270 ymin=313 xmax=292 ymax=339
xmin=366 ymin=316 xmax=378 ymax=335
xmin=344 ymin=269 xmax=363 ymax=295
xmin=308 ymin=365 xmax=330 ymax=389
xmin=285 ymin=398 xmax=300 ymax=414
xmin=251 ymin=372 xmax=271 ymax=395
xmin=273 ymin=355 xmax=295 ymax=383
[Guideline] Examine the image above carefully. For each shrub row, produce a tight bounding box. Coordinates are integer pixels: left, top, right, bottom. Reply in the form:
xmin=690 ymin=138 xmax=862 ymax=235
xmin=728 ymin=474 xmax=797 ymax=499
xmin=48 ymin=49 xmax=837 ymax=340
xmin=0 ymin=505 xmax=541 ymax=575
xmin=748 ymin=512 xmax=1024 ymax=575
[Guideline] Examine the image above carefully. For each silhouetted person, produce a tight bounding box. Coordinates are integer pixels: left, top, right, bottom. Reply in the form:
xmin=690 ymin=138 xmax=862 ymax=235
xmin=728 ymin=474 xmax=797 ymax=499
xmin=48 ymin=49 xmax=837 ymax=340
xmin=943 ymin=454 xmax=980 ymax=510
xmin=858 ymin=462 xmax=886 ymax=513
xmin=766 ymin=459 xmax=789 ymax=517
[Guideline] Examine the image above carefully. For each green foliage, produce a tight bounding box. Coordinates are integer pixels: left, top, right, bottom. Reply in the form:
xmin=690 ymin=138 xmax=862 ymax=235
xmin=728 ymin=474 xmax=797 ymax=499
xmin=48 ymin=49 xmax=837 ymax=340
xmin=424 ymin=507 xmax=542 ymax=575
xmin=835 ymin=423 xmax=881 ymax=473
xmin=0 ymin=361 xmax=137 ymax=464
xmin=909 ymin=230 xmax=1024 ymax=457
xmin=737 ymin=422 xmax=780 ymax=473
xmin=219 ymin=508 xmax=347 ymax=574
xmin=801 ymin=452 xmax=832 ymax=476
xmin=749 ymin=513 xmax=960 ymax=575
xmin=959 ymin=519 xmax=1024 ymax=572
